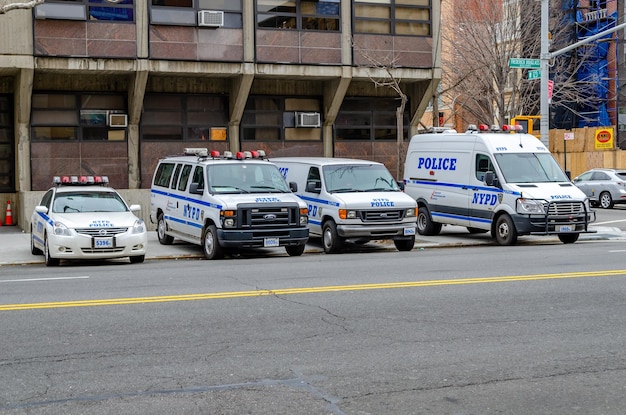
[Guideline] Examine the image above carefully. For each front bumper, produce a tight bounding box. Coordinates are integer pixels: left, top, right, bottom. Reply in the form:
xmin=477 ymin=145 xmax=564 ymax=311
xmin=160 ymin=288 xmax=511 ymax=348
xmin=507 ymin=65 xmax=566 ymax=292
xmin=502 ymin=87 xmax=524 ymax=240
xmin=44 ymin=232 xmax=148 ymax=259
xmin=513 ymin=210 xmax=596 ymax=236
xmin=217 ymin=227 xmax=309 ymax=249
xmin=336 ymin=222 xmax=417 ymax=240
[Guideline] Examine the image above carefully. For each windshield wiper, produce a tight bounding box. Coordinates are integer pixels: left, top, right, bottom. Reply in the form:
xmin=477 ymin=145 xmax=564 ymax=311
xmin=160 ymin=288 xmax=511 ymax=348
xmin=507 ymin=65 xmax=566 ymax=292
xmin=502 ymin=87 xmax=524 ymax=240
xmin=211 ymin=186 xmax=249 ymax=194
xmin=329 ymin=188 xmax=356 ymax=193
xmin=250 ymin=185 xmax=288 ymax=193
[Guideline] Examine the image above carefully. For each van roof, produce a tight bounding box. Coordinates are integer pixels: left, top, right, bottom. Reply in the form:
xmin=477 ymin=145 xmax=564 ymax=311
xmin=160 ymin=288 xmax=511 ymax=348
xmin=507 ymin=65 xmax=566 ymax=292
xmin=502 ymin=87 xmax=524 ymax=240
xmin=270 ymin=157 xmax=383 ymax=167
xmin=159 ymin=154 xmax=273 ymax=165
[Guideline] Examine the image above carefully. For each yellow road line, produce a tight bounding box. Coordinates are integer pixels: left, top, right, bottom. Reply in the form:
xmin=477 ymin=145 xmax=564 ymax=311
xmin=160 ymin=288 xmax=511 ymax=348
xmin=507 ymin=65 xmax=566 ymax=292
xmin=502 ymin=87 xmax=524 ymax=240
xmin=1 ymin=270 xmax=624 ymax=311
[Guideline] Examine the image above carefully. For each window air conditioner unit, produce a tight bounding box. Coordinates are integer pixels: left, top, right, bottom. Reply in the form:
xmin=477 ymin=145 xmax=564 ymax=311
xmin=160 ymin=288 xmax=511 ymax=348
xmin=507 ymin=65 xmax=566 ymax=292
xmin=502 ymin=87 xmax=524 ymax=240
xmin=198 ymin=10 xmax=224 ymax=27
xmin=108 ymin=113 xmax=128 ymax=128
xmin=295 ymin=112 xmax=321 ymax=128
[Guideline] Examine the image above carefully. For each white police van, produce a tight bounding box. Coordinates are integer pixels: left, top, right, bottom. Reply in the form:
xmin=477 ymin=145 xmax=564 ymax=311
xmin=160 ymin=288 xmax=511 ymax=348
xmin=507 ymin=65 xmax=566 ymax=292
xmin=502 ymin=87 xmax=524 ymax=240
xmin=403 ymin=125 xmax=596 ymax=245
xmin=271 ymin=157 xmax=417 ymax=253
xmin=150 ymin=149 xmax=309 ymax=259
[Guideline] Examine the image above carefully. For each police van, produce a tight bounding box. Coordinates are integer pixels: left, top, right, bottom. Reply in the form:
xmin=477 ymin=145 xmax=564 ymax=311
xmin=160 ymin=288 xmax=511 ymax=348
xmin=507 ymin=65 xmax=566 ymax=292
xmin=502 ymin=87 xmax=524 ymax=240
xmin=271 ymin=157 xmax=417 ymax=253
xmin=403 ymin=125 xmax=596 ymax=245
xmin=150 ymin=149 xmax=309 ymax=259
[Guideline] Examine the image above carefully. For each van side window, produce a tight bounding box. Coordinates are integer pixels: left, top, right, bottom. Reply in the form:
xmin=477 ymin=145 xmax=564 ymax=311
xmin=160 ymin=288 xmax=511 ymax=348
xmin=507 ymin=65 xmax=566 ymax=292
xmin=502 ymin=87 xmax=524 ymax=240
xmin=192 ymin=166 xmax=205 ymax=191
xmin=170 ymin=164 xmax=182 ymax=190
xmin=178 ymin=164 xmax=193 ymax=191
xmin=154 ymin=162 xmax=175 ymax=188
xmin=475 ymin=154 xmax=495 ymax=182
xmin=306 ymin=167 xmax=321 ymax=192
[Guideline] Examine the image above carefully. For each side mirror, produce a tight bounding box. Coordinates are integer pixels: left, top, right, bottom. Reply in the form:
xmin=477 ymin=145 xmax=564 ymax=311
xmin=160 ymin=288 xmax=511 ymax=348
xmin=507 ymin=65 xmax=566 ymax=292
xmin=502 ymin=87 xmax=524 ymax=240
xmin=484 ymin=171 xmax=500 ymax=188
xmin=305 ymin=181 xmax=321 ymax=193
xmin=396 ymin=180 xmax=405 ymax=191
xmin=129 ymin=204 xmax=141 ymax=212
xmin=289 ymin=181 xmax=298 ymax=192
xmin=35 ymin=205 xmax=48 ymax=214
xmin=189 ymin=183 xmax=203 ymax=195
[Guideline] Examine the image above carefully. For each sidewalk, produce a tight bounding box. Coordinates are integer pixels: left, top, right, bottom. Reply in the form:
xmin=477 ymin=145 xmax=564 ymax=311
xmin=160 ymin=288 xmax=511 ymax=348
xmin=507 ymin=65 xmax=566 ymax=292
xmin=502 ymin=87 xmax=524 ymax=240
xmin=0 ymin=224 xmax=623 ymax=266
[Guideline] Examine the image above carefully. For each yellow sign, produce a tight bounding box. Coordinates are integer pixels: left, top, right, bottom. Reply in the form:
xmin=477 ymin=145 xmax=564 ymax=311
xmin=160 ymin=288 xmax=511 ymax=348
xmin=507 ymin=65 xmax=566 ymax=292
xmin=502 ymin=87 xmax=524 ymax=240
xmin=594 ymin=127 xmax=614 ymax=150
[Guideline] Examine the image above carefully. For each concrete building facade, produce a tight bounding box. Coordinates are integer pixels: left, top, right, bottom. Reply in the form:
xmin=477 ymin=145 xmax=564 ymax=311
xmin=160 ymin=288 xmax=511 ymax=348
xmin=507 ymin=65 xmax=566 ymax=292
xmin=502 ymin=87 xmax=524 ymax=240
xmin=0 ymin=0 xmax=441 ymax=230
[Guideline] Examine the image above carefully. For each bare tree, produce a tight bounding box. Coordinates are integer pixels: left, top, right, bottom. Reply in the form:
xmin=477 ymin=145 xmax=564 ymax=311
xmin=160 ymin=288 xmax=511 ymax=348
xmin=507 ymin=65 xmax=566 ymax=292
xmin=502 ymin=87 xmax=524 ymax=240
xmin=352 ymin=44 xmax=407 ymax=177
xmin=0 ymin=0 xmax=43 ymax=14
xmin=440 ymin=0 xmax=614 ymax=130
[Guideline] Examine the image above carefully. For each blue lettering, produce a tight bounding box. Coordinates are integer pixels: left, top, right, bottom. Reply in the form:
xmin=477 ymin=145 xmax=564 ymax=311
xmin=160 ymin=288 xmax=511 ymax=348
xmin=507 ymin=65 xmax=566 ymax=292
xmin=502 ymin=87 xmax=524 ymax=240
xmin=255 ymin=197 xmax=281 ymax=203
xmin=417 ymin=157 xmax=457 ymax=171
xmin=278 ymin=167 xmax=288 ymax=179
xmin=371 ymin=198 xmax=395 ymax=207
xmin=472 ymin=193 xmax=498 ymax=206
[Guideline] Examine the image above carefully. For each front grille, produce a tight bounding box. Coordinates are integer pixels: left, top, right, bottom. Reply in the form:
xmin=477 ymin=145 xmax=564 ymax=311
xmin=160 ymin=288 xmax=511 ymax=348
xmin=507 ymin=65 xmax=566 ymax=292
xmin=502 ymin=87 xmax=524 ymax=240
xmin=81 ymin=247 xmax=125 ymax=254
xmin=544 ymin=202 xmax=585 ymax=216
xmin=238 ymin=203 xmax=300 ymax=229
xmin=359 ymin=209 xmax=404 ymax=222
xmin=75 ymin=227 xmax=129 ymax=236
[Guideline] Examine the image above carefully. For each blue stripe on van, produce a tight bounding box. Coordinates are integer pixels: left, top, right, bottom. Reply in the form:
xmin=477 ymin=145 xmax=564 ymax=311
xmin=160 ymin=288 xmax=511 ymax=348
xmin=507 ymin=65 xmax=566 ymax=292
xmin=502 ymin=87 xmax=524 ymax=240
xmin=406 ymin=180 xmax=521 ymax=196
xmin=295 ymin=194 xmax=341 ymax=207
xmin=151 ymin=188 xmax=223 ymax=210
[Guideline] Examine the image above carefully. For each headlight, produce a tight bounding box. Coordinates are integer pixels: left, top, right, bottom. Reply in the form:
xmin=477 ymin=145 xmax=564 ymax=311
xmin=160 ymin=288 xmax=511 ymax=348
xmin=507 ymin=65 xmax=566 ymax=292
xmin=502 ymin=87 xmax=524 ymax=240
xmin=300 ymin=208 xmax=308 ymax=225
xmin=406 ymin=208 xmax=417 ymax=218
xmin=339 ymin=209 xmax=357 ymax=219
xmin=52 ymin=221 xmax=72 ymax=236
xmin=516 ymin=198 xmax=547 ymax=214
xmin=223 ymin=218 xmax=236 ymax=227
xmin=584 ymin=198 xmax=592 ymax=210
xmin=131 ymin=219 xmax=145 ymax=234
xmin=221 ymin=210 xmax=237 ymax=228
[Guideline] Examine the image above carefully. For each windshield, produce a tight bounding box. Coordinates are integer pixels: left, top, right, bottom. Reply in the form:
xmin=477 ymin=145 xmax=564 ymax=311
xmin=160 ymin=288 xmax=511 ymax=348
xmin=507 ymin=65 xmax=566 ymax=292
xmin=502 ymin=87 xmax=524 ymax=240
xmin=207 ymin=163 xmax=291 ymax=194
xmin=494 ymin=153 xmax=570 ymax=183
xmin=52 ymin=191 xmax=128 ymax=213
xmin=323 ymin=164 xmax=400 ymax=193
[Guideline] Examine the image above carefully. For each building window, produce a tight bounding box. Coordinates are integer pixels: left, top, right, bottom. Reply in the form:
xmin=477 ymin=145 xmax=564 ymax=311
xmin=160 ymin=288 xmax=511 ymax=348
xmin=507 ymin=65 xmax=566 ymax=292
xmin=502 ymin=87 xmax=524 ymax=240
xmin=150 ymin=0 xmax=243 ymax=27
xmin=31 ymin=93 xmax=127 ymax=141
xmin=0 ymin=96 xmax=14 ymax=193
xmin=335 ymin=98 xmax=409 ymax=141
xmin=141 ymin=94 xmax=229 ymax=141
xmin=257 ymin=0 xmax=340 ymax=31
xmin=242 ymin=96 xmax=322 ymax=141
xmin=354 ymin=0 xmax=430 ymax=36
xmin=35 ymin=0 xmax=134 ymax=22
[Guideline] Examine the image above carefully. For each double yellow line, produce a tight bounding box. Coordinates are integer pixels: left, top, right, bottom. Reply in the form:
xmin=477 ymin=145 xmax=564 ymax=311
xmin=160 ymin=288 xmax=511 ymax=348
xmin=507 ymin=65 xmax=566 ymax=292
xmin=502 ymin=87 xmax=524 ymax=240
xmin=1 ymin=269 xmax=624 ymax=311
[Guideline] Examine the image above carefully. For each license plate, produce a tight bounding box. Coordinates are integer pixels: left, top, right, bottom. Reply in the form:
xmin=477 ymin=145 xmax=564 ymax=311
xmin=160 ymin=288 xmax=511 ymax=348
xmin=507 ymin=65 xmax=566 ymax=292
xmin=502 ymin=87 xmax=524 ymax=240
xmin=557 ymin=225 xmax=573 ymax=232
xmin=264 ymin=237 xmax=280 ymax=247
xmin=404 ymin=227 xmax=416 ymax=236
xmin=93 ymin=237 xmax=113 ymax=248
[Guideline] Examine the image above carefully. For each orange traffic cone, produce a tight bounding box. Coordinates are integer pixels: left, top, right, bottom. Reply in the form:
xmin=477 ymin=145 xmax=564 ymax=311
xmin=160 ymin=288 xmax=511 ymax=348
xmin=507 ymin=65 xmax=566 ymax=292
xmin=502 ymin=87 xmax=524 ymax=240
xmin=5 ymin=200 xmax=13 ymax=226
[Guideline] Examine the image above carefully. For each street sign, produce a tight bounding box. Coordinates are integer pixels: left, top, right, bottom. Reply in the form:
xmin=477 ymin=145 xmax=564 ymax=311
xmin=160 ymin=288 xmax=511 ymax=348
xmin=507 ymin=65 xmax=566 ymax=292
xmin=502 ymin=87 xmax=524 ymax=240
xmin=509 ymin=58 xmax=541 ymax=69
xmin=528 ymin=69 xmax=541 ymax=79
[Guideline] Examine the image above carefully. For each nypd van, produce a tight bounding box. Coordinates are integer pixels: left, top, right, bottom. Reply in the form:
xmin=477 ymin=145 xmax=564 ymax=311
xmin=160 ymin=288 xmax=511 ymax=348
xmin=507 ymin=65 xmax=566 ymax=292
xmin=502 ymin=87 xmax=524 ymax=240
xmin=150 ymin=149 xmax=309 ymax=259
xmin=271 ymin=157 xmax=417 ymax=253
xmin=403 ymin=125 xmax=596 ymax=245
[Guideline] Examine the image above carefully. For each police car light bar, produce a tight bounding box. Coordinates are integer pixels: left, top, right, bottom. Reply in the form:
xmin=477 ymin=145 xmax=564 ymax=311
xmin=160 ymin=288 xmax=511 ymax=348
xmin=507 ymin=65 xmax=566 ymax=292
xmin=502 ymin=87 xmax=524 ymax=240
xmin=184 ymin=148 xmax=209 ymax=157
xmin=53 ymin=175 xmax=109 ymax=186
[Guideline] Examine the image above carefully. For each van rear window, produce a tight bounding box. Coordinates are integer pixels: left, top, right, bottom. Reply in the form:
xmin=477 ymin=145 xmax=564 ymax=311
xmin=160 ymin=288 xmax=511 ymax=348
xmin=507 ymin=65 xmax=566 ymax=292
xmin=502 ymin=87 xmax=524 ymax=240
xmin=153 ymin=162 xmax=175 ymax=188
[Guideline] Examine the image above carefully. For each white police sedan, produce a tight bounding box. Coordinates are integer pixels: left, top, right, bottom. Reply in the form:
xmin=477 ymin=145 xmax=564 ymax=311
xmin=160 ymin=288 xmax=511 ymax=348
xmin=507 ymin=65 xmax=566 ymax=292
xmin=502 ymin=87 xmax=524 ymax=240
xmin=30 ymin=175 xmax=147 ymax=266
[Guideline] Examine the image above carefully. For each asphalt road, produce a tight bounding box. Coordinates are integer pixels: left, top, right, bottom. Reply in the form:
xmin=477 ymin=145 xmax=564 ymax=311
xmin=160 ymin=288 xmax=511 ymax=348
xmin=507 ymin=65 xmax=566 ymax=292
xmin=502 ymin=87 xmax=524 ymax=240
xmin=1 ymin=238 xmax=626 ymax=414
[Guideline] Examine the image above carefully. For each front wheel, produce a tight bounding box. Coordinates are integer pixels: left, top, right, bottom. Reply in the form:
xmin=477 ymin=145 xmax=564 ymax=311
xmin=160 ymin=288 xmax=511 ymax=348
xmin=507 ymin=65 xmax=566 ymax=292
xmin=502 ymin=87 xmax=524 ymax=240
xmin=285 ymin=244 xmax=306 ymax=256
xmin=31 ymin=228 xmax=42 ymax=255
xmin=44 ymin=233 xmax=60 ymax=266
xmin=417 ymin=206 xmax=442 ymax=236
xmin=202 ymin=224 xmax=223 ymax=260
xmin=599 ymin=191 xmax=614 ymax=209
xmin=558 ymin=233 xmax=579 ymax=244
xmin=322 ymin=221 xmax=344 ymax=254
xmin=394 ymin=236 xmax=415 ymax=252
xmin=494 ymin=214 xmax=517 ymax=246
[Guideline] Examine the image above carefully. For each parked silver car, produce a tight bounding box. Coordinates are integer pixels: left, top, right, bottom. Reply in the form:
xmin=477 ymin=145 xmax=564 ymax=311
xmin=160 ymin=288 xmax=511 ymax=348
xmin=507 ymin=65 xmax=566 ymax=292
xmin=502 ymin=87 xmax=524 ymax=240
xmin=573 ymin=168 xmax=626 ymax=209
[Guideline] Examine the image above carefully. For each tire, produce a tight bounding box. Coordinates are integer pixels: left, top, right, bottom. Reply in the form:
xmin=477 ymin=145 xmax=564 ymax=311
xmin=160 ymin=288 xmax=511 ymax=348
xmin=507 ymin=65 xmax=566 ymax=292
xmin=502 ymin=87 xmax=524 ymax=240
xmin=322 ymin=220 xmax=344 ymax=254
xmin=30 ymin=227 xmax=42 ymax=255
xmin=285 ymin=244 xmax=306 ymax=256
xmin=202 ymin=224 xmax=223 ymax=260
xmin=599 ymin=191 xmax=614 ymax=209
xmin=129 ymin=255 xmax=145 ymax=264
xmin=494 ymin=214 xmax=517 ymax=246
xmin=394 ymin=236 xmax=415 ymax=252
xmin=558 ymin=233 xmax=579 ymax=244
xmin=44 ymin=233 xmax=60 ymax=266
xmin=417 ymin=206 xmax=442 ymax=236
xmin=157 ymin=213 xmax=174 ymax=245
